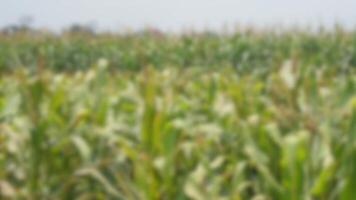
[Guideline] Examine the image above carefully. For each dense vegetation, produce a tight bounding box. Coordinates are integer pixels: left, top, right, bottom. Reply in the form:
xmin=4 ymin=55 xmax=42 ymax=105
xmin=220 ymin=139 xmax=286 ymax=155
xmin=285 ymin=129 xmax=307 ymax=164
xmin=0 ymin=29 xmax=356 ymax=199
xmin=1 ymin=28 xmax=356 ymax=72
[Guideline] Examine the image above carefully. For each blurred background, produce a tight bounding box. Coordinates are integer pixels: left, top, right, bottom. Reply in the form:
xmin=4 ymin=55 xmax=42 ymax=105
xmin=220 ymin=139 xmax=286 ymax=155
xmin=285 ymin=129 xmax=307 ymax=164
xmin=1 ymin=0 xmax=356 ymax=32
xmin=2 ymin=1 xmax=356 ymax=200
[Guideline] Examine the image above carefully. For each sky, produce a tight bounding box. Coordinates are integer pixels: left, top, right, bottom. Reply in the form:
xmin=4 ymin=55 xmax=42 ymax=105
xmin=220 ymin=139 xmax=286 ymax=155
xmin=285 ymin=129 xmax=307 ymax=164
xmin=1 ymin=0 xmax=356 ymax=31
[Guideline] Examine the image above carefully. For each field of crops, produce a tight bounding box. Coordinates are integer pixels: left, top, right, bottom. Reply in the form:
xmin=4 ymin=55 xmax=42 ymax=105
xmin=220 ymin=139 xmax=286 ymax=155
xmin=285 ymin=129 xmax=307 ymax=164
xmin=0 ymin=30 xmax=356 ymax=199
xmin=1 ymin=29 xmax=356 ymax=72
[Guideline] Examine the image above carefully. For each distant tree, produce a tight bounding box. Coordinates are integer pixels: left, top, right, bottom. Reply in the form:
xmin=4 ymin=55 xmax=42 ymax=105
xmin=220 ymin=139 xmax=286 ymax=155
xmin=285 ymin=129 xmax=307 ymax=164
xmin=1 ymin=15 xmax=34 ymax=35
xmin=65 ymin=23 xmax=97 ymax=35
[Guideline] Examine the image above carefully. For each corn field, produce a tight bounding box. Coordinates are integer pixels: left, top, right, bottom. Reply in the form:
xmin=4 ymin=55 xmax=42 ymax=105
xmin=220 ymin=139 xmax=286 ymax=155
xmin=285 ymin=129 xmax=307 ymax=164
xmin=0 ymin=29 xmax=356 ymax=199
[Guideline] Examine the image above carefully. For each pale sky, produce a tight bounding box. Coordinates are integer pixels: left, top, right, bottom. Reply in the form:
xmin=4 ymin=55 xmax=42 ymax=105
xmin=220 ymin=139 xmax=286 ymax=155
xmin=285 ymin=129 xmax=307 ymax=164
xmin=1 ymin=0 xmax=356 ymax=31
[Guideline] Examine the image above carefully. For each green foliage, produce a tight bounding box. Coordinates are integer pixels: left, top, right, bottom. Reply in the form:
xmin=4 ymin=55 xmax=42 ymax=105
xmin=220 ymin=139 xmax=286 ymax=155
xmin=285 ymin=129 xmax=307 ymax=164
xmin=0 ymin=30 xmax=356 ymax=199
xmin=0 ymin=29 xmax=356 ymax=72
